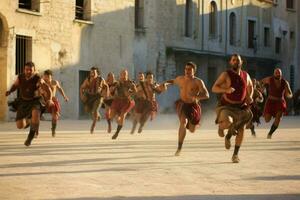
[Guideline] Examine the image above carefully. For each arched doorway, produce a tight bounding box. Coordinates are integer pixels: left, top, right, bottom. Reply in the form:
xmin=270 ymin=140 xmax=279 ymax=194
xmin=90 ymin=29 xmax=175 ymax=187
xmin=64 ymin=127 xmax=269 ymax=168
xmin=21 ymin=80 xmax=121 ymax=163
xmin=0 ymin=13 xmax=9 ymax=120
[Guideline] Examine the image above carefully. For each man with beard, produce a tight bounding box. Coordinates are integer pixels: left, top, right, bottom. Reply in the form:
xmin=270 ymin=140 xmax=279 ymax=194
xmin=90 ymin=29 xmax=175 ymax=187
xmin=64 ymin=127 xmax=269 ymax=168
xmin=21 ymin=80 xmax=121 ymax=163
xmin=212 ymin=54 xmax=253 ymax=163
xmin=131 ymin=71 xmax=166 ymax=134
xmin=80 ymin=67 xmax=108 ymax=134
xmin=109 ymin=69 xmax=137 ymax=139
xmin=261 ymin=68 xmax=293 ymax=139
xmin=42 ymin=69 xmax=69 ymax=137
xmin=5 ymin=62 xmax=53 ymax=146
xmin=165 ymin=62 xmax=209 ymax=156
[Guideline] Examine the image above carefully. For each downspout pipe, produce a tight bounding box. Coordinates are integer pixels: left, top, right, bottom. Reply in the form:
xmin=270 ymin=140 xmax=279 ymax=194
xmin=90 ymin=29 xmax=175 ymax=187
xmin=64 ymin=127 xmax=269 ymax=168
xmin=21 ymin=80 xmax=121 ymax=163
xmin=201 ymin=0 xmax=204 ymax=51
xmin=225 ymin=0 xmax=228 ymax=56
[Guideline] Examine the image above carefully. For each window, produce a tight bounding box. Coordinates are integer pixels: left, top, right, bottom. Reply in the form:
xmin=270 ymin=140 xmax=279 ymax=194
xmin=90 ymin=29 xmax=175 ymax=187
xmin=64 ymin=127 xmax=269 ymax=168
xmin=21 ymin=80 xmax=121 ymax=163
xmin=248 ymin=20 xmax=256 ymax=48
xmin=286 ymin=0 xmax=294 ymax=9
xmin=185 ymin=0 xmax=193 ymax=37
xmin=18 ymin=0 xmax=40 ymax=12
xmin=275 ymin=37 xmax=281 ymax=54
xmin=229 ymin=12 xmax=236 ymax=46
xmin=290 ymin=65 xmax=295 ymax=92
xmin=75 ymin=0 xmax=91 ymax=21
xmin=15 ymin=35 xmax=32 ymax=75
xmin=135 ymin=0 xmax=145 ymax=29
xmin=264 ymin=27 xmax=270 ymax=47
xmin=209 ymin=1 xmax=217 ymax=37
xmin=290 ymin=31 xmax=294 ymax=39
xmin=79 ymin=70 xmax=90 ymax=118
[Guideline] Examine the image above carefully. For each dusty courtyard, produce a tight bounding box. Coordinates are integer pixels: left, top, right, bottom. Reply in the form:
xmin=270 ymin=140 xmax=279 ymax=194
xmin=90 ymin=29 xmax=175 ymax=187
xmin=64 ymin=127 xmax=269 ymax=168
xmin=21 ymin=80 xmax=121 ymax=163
xmin=0 ymin=114 xmax=299 ymax=200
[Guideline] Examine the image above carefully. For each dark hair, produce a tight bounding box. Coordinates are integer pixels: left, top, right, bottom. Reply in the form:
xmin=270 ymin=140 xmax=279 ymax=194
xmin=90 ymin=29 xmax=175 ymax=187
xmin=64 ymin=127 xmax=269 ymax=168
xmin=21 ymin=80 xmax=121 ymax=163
xmin=90 ymin=66 xmax=100 ymax=74
xmin=44 ymin=69 xmax=53 ymax=76
xmin=24 ymin=61 xmax=35 ymax=68
xmin=145 ymin=71 xmax=153 ymax=77
xmin=186 ymin=62 xmax=197 ymax=71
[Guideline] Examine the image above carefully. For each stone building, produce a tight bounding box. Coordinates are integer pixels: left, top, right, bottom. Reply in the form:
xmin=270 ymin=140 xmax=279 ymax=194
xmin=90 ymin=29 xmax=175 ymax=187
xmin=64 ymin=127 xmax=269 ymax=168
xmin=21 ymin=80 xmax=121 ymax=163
xmin=0 ymin=0 xmax=136 ymax=120
xmin=0 ymin=0 xmax=298 ymax=120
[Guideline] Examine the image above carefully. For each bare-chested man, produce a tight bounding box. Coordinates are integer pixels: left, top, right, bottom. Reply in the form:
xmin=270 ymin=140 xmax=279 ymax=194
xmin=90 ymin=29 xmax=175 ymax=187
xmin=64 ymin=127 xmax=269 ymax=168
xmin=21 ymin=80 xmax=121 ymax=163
xmin=212 ymin=54 xmax=253 ymax=163
xmin=165 ymin=62 xmax=209 ymax=156
xmin=5 ymin=62 xmax=53 ymax=146
xmin=42 ymin=70 xmax=69 ymax=137
xmin=103 ymin=72 xmax=118 ymax=133
xmin=131 ymin=71 xmax=166 ymax=134
xmin=109 ymin=69 xmax=137 ymax=139
xmin=80 ymin=67 xmax=108 ymax=134
xmin=261 ymin=68 xmax=293 ymax=139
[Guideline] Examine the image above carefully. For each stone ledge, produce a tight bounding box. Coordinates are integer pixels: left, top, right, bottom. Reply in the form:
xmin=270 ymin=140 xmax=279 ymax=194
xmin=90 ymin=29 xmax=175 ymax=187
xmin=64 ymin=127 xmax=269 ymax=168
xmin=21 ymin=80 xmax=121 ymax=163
xmin=73 ymin=19 xmax=94 ymax=25
xmin=16 ymin=8 xmax=42 ymax=16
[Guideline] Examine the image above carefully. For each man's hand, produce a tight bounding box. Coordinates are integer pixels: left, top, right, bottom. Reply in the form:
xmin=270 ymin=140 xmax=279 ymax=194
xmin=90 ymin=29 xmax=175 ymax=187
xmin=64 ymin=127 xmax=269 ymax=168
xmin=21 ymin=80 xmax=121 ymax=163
xmin=225 ymin=87 xmax=235 ymax=94
xmin=64 ymin=96 xmax=69 ymax=102
xmin=5 ymin=91 xmax=10 ymax=96
xmin=47 ymin=99 xmax=55 ymax=107
xmin=245 ymin=96 xmax=253 ymax=105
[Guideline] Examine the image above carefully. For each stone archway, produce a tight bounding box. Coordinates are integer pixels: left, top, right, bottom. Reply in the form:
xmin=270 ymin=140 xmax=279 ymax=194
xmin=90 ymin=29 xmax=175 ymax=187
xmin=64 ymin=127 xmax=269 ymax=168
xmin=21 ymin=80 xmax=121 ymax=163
xmin=0 ymin=13 xmax=9 ymax=120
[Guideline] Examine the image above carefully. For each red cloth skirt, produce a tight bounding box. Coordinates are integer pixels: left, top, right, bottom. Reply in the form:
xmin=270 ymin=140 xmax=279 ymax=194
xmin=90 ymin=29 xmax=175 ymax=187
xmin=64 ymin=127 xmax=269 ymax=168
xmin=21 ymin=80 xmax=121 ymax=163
xmin=263 ymin=98 xmax=287 ymax=117
xmin=175 ymin=99 xmax=201 ymax=125
xmin=48 ymin=97 xmax=61 ymax=113
xmin=111 ymin=98 xmax=135 ymax=114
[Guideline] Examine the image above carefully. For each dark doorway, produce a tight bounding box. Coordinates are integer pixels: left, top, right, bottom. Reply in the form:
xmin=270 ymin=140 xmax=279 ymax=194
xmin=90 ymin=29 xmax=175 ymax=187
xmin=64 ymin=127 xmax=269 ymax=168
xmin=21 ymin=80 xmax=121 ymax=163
xmin=79 ymin=70 xmax=90 ymax=118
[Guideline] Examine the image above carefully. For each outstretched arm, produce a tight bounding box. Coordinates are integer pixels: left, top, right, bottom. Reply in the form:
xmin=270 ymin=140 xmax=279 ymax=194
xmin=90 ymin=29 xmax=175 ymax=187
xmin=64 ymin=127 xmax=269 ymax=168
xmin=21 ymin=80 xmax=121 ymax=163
xmin=260 ymin=76 xmax=270 ymax=86
xmin=153 ymin=82 xmax=167 ymax=94
xmin=129 ymin=81 xmax=137 ymax=94
xmin=56 ymin=81 xmax=69 ymax=102
xmin=100 ymin=79 xmax=109 ymax=98
xmin=285 ymin=80 xmax=293 ymax=99
xmin=6 ymin=78 xmax=20 ymax=96
xmin=197 ymin=80 xmax=209 ymax=100
xmin=246 ymin=73 xmax=254 ymax=104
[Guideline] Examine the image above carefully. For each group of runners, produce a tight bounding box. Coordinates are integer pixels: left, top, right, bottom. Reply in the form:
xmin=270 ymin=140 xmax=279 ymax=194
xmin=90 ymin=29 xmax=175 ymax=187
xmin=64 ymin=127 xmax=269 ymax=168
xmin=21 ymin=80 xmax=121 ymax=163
xmin=5 ymin=54 xmax=293 ymax=163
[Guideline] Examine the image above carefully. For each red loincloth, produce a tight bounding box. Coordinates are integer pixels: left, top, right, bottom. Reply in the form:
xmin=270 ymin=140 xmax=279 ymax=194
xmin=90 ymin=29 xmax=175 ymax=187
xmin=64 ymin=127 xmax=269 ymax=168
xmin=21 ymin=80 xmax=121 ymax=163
xmin=263 ymin=98 xmax=287 ymax=118
xmin=175 ymin=99 xmax=201 ymax=125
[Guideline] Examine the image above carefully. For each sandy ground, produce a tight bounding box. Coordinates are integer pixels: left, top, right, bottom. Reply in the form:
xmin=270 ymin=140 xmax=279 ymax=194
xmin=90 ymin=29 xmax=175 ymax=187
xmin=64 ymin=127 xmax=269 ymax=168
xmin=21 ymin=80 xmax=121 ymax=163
xmin=0 ymin=114 xmax=300 ymax=200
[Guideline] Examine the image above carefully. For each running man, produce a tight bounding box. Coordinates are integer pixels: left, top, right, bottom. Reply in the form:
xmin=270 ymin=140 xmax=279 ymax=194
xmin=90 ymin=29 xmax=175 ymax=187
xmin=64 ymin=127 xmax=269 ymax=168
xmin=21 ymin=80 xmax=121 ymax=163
xmin=212 ymin=54 xmax=253 ymax=163
xmin=6 ymin=62 xmax=53 ymax=146
xmin=165 ymin=62 xmax=209 ymax=156
xmin=261 ymin=68 xmax=293 ymax=139
xmin=80 ymin=67 xmax=108 ymax=134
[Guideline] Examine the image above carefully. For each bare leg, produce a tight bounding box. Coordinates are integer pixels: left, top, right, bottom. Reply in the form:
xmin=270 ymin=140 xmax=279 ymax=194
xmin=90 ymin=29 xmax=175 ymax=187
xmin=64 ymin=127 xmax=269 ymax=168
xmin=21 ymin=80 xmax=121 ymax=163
xmin=218 ymin=116 xmax=233 ymax=137
xmin=138 ymin=112 xmax=150 ymax=134
xmin=267 ymin=112 xmax=282 ymax=139
xmin=131 ymin=112 xmax=141 ymax=134
xmin=175 ymin=114 xmax=187 ymax=156
xmin=51 ymin=110 xmax=59 ymax=137
xmin=112 ymin=112 xmax=127 ymax=140
xmin=24 ymin=109 xmax=40 ymax=146
xmin=90 ymin=111 xmax=99 ymax=134
xmin=188 ymin=123 xmax=197 ymax=133
xmin=232 ymin=128 xmax=244 ymax=163
xmin=106 ymin=107 xmax=112 ymax=133
xmin=16 ymin=119 xmax=27 ymax=129
xmin=108 ymin=108 xmax=117 ymax=133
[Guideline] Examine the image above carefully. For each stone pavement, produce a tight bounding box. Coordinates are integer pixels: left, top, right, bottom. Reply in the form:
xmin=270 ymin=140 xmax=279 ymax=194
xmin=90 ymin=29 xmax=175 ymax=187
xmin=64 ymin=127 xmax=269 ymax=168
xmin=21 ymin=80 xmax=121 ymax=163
xmin=0 ymin=115 xmax=299 ymax=199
